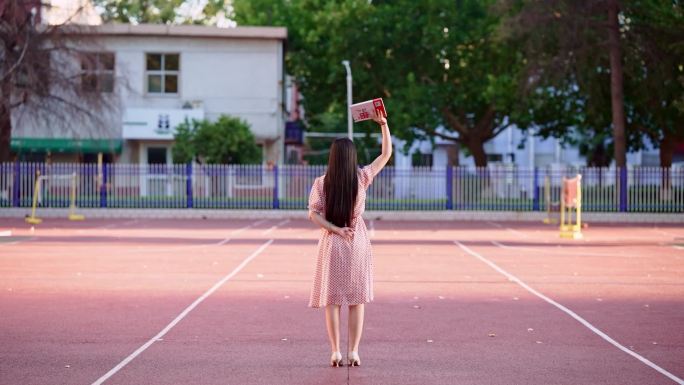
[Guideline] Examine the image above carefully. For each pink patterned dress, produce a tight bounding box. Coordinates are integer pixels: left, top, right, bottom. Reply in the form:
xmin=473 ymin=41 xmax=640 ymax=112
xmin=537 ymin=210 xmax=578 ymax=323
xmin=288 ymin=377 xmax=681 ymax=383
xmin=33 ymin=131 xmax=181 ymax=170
xmin=308 ymin=164 xmax=376 ymax=308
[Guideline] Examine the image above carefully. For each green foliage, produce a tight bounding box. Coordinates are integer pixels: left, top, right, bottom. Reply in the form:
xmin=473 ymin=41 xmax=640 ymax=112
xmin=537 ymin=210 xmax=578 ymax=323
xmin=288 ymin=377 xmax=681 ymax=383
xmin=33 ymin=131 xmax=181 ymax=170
xmin=171 ymin=120 xmax=195 ymax=163
xmin=499 ymin=0 xmax=684 ymax=165
xmin=622 ymin=0 xmax=684 ymax=149
xmin=234 ymin=0 xmax=529 ymax=166
xmin=100 ymin=0 xmax=683 ymax=167
xmin=93 ymin=0 xmax=232 ymax=25
xmin=235 ymin=0 xmax=683 ymax=166
xmin=172 ymin=115 xmax=261 ymax=164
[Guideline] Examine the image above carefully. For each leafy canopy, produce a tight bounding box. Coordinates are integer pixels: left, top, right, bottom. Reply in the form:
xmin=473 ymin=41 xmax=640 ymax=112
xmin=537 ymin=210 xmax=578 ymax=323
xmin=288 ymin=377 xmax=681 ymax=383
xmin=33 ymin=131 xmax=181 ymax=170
xmin=172 ymin=115 xmax=261 ymax=164
xmin=234 ymin=0 xmax=533 ymax=166
xmin=93 ymin=0 xmax=233 ymax=25
xmin=498 ymin=0 xmax=684 ymax=166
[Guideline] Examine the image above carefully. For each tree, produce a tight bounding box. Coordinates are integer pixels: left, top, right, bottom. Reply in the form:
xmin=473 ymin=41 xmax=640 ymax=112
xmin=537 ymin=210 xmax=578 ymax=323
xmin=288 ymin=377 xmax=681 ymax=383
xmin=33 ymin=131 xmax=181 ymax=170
xmin=234 ymin=0 xmax=532 ymax=167
xmin=0 ymin=1 xmax=117 ymax=162
xmin=607 ymin=0 xmax=628 ymax=168
xmin=499 ymin=0 xmax=684 ymax=167
xmin=172 ymin=115 xmax=261 ymax=164
xmin=623 ymin=0 xmax=684 ymax=168
xmin=93 ymin=0 xmax=234 ymax=26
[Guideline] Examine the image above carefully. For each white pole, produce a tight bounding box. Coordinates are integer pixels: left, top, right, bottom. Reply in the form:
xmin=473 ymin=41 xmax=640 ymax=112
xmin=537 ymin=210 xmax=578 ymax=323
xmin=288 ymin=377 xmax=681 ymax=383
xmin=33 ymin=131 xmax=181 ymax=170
xmin=506 ymin=126 xmax=513 ymax=163
xmin=528 ymin=129 xmax=535 ymax=169
xmin=341 ymin=60 xmax=353 ymax=140
xmin=528 ymin=129 xmax=536 ymax=198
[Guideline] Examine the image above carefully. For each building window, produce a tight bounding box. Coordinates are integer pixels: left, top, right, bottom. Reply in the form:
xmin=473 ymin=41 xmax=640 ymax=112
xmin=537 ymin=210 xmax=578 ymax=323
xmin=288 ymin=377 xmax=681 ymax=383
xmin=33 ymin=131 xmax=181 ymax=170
xmin=146 ymin=53 xmax=179 ymax=94
xmin=486 ymin=153 xmax=503 ymax=163
xmin=147 ymin=147 xmax=168 ymax=165
xmin=412 ymin=152 xmax=433 ymax=168
xmin=81 ymin=52 xmax=114 ymax=92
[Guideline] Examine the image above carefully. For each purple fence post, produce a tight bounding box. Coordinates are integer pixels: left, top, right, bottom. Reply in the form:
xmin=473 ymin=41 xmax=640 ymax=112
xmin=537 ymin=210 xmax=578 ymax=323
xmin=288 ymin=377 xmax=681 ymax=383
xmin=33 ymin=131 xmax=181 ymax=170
xmin=532 ymin=167 xmax=540 ymax=211
xmin=186 ymin=163 xmax=193 ymax=208
xmin=619 ymin=167 xmax=628 ymax=212
xmin=272 ymin=165 xmax=279 ymax=209
xmin=446 ymin=166 xmax=453 ymax=210
xmin=100 ymin=163 xmax=108 ymax=208
xmin=12 ymin=160 xmax=20 ymax=207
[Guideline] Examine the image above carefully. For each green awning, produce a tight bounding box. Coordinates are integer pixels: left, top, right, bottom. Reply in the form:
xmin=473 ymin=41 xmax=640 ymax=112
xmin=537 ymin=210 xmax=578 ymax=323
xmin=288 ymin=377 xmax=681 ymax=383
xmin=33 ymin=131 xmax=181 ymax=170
xmin=11 ymin=138 xmax=123 ymax=153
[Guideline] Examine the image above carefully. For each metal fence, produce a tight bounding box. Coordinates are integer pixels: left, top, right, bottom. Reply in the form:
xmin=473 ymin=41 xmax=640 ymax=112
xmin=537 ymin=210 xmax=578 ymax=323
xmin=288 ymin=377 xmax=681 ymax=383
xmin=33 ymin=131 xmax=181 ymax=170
xmin=1 ymin=162 xmax=683 ymax=212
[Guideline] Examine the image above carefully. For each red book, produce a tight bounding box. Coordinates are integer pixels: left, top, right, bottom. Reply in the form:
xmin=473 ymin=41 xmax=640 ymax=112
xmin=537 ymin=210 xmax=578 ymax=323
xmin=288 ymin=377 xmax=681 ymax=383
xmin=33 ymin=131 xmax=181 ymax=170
xmin=350 ymin=98 xmax=387 ymax=122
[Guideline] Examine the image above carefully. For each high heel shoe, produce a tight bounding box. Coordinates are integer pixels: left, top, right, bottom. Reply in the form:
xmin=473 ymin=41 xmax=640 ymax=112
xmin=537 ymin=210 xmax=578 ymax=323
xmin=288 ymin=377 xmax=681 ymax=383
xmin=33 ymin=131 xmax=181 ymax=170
xmin=347 ymin=351 xmax=361 ymax=367
xmin=330 ymin=351 xmax=342 ymax=367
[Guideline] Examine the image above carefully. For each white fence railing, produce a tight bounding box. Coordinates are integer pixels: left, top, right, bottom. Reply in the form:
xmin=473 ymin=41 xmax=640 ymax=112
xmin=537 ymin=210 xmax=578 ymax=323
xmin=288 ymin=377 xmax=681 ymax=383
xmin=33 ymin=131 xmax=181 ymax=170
xmin=0 ymin=162 xmax=682 ymax=212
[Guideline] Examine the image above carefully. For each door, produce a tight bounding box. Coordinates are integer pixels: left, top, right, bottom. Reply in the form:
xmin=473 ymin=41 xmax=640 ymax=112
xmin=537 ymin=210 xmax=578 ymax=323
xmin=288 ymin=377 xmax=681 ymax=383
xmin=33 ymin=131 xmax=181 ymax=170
xmin=141 ymin=145 xmax=171 ymax=197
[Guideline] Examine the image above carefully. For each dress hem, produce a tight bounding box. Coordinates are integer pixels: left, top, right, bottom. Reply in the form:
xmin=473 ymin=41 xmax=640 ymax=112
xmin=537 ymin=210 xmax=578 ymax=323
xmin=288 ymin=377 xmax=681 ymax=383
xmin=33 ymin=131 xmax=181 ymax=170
xmin=308 ymin=298 xmax=374 ymax=309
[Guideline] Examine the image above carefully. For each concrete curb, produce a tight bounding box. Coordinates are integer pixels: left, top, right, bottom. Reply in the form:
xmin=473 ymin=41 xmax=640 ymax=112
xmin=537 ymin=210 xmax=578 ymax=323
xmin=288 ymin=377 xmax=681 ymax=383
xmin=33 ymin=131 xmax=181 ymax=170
xmin=1 ymin=208 xmax=682 ymax=223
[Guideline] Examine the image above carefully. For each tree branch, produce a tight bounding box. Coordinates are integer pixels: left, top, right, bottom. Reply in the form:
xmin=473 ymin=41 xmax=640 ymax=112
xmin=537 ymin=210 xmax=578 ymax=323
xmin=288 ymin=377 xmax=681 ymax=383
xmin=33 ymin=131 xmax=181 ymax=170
xmin=441 ymin=107 xmax=468 ymax=136
xmin=422 ymin=126 xmax=461 ymax=143
xmin=0 ymin=16 xmax=31 ymax=82
xmin=491 ymin=122 xmax=512 ymax=139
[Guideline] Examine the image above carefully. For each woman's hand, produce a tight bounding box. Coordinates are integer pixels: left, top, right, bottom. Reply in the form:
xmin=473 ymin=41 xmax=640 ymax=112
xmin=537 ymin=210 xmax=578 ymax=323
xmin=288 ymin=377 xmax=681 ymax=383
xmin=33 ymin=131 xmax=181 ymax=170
xmin=333 ymin=225 xmax=355 ymax=240
xmin=372 ymin=115 xmax=387 ymax=126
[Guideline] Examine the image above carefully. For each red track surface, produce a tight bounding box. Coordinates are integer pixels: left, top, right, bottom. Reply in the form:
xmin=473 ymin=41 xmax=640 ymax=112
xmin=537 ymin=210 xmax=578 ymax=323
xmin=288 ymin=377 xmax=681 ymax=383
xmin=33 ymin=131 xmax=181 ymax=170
xmin=0 ymin=217 xmax=683 ymax=385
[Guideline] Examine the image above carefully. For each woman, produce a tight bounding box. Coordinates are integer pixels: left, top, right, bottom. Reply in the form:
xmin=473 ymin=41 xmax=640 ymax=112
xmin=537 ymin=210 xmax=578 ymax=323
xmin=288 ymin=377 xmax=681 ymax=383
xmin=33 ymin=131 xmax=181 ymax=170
xmin=307 ymin=114 xmax=392 ymax=367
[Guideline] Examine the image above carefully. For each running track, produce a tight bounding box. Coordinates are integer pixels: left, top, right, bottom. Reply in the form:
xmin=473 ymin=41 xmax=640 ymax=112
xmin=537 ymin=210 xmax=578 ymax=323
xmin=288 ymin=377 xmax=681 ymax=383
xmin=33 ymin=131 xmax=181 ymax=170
xmin=0 ymin=218 xmax=682 ymax=384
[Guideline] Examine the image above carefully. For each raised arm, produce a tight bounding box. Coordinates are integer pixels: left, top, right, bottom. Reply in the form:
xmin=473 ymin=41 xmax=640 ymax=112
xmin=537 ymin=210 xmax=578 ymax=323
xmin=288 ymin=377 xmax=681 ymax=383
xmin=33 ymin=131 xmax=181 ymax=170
xmin=369 ymin=115 xmax=392 ymax=173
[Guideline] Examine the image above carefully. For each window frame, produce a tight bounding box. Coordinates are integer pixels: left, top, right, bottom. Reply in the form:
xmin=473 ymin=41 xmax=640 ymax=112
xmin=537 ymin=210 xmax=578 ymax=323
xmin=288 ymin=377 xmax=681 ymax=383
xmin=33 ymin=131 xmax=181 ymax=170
xmin=411 ymin=152 xmax=434 ymax=168
xmin=81 ymin=52 xmax=115 ymax=93
xmin=145 ymin=53 xmax=180 ymax=97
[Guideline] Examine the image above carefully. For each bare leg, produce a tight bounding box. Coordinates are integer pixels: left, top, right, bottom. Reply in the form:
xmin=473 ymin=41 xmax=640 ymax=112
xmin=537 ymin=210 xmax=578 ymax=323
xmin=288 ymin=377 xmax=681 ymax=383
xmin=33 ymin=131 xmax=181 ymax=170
xmin=348 ymin=304 xmax=365 ymax=353
xmin=325 ymin=305 xmax=341 ymax=353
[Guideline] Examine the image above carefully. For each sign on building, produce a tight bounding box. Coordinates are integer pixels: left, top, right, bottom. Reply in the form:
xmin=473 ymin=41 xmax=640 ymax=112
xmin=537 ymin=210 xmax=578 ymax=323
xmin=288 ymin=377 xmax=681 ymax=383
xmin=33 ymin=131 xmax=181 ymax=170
xmin=122 ymin=108 xmax=205 ymax=140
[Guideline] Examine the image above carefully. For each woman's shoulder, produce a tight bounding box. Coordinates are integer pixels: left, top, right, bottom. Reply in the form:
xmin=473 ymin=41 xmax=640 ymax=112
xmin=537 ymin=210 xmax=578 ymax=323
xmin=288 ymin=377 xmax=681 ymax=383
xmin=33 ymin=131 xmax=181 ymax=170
xmin=357 ymin=164 xmax=375 ymax=186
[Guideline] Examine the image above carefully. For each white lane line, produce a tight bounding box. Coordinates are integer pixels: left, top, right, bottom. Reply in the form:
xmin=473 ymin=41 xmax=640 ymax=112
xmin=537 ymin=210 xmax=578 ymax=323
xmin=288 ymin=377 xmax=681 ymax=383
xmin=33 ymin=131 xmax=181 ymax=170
xmin=0 ymin=230 xmax=12 ymax=237
xmin=216 ymin=238 xmax=231 ymax=246
xmin=454 ymin=240 xmax=684 ymax=385
xmin=230 ymin=219 xmax=268 ymax=237
xmin=97 ymin=219 xmax=264 ymax=248
xmin=216 ymin=219 xmax=265 ymax=246
xmin=491 ymin=240 xmax=643 ymax=258
xmin=13 ymin=219 xmax=266 ymax=257
xmin=262 ymin=219 xmax=290 ymax=235
xmin=91 ymin=239 xmax=274 ymax=385
xmin=0 ymin=237 xmax=36 ymax=246
xmin=651 ymin=228 xmax=682 ymax=237
xmin=369 ymin=219 xmax=375 ymax=238
xmin=76 ymin=219 xmax=142 ymax=234
xmin=506 ymin=228 xmax=528 ymax=238
xmin=488 ymin=221 xmax=529 ymax=238
xmin=99 ymin=219 xmax=140 ymax=230
xmin=487 ymin=221 xmax=503 ymax=228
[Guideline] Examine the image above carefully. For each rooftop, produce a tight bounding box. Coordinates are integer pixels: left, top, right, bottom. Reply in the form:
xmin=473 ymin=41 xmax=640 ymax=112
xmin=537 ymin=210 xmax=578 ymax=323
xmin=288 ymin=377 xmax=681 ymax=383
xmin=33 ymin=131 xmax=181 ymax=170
xmin=68 ymin=23 xmax=287 ymax=40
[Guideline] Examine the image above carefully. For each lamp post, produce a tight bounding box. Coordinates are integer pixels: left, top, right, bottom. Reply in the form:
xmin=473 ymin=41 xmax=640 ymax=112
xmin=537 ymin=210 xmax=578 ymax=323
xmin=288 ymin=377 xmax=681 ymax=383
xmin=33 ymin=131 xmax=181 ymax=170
xmin=341 ymin=60 xmax=353 ymax=140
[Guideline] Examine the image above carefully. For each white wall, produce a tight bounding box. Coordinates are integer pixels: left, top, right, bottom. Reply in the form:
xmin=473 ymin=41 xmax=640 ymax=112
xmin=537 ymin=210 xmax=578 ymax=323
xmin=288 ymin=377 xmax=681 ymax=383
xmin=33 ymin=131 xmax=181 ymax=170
xmin=107 ymin=36 xmax=283 ymax=141
xmin=12 ymin=33 xmax=285 ymax=163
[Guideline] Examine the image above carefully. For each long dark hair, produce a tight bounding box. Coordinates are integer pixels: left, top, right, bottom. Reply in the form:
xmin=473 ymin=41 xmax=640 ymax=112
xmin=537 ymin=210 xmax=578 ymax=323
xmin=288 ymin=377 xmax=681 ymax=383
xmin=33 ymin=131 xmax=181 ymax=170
xmin=324 ymin=138 xmax=358 ymax=228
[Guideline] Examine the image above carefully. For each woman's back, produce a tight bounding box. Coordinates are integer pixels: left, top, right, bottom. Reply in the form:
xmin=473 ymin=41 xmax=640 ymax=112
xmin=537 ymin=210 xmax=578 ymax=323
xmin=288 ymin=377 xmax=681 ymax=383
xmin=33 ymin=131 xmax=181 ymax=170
xmin=309 ymin=164 xmax=377 ymax=224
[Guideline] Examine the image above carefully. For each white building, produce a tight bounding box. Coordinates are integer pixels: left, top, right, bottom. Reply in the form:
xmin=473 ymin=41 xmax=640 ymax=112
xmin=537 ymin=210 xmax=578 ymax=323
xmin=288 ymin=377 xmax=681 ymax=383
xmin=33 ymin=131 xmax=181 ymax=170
xmin=11 ymin=24 xmax=287 ymax=165
xmin=396 ymin=125 xmax=664 ymax=169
